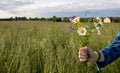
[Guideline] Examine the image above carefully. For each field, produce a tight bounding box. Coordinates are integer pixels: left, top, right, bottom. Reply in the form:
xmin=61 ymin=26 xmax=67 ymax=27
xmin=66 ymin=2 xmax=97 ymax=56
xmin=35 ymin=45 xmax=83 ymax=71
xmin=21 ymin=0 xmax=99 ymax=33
xmin=0 ymin=21 xmax=120 ymax=73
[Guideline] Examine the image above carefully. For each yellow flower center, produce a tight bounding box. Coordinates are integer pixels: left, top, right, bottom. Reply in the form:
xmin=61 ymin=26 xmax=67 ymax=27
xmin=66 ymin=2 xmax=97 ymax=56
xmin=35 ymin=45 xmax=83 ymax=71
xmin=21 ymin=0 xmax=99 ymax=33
xmin=77 ymin=22 xmax=83 ymax=27
xmin=80 ymin=29 xmax=85 ymax=33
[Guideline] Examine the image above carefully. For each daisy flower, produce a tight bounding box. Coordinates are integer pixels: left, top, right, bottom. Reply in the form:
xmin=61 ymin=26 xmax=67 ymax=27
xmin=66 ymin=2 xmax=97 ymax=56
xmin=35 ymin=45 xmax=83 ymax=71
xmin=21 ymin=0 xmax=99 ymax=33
xmin=94 ymin=17 xmax=103 ymax=28
xmin=77 ymin=27 xmax=87 ymax=36
xmin=73 ymin=17 xmax=80 ymax=24
xmin=93 ymin=17 xmax=103 ymax=35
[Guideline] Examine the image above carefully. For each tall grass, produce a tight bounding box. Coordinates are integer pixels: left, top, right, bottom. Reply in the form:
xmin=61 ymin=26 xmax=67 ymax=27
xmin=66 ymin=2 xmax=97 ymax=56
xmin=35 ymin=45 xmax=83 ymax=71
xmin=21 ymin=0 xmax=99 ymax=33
xmin=0 ymin=21 xmax=120 ymax=73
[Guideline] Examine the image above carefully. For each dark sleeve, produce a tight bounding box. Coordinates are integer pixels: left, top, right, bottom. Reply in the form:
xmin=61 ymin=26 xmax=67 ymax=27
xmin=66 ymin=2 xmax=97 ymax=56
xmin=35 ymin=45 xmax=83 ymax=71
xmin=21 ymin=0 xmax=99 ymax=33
xmin=96 ymin=31 xmax=120 ymax=70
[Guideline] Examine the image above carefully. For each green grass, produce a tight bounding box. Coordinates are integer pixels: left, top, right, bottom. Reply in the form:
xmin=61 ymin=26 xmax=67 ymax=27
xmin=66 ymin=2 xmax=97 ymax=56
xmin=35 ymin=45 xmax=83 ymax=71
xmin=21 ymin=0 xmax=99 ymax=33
xmin=0 ymin=21 xmax=120 ymax=73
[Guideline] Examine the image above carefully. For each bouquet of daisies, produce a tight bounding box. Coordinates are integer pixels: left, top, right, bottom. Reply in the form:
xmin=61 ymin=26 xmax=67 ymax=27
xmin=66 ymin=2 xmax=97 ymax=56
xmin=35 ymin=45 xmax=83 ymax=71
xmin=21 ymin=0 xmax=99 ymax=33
xmin=68 ymin=16 xmax=103 ymax=36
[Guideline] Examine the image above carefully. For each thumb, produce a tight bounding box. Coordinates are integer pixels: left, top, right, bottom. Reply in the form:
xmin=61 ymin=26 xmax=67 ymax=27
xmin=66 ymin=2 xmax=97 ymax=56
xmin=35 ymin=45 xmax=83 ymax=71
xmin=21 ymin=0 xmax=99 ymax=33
xmin=87 ymin=48 xmax=96 ymax=62
xmin=87 ymin=48 xmax=94 ymax=54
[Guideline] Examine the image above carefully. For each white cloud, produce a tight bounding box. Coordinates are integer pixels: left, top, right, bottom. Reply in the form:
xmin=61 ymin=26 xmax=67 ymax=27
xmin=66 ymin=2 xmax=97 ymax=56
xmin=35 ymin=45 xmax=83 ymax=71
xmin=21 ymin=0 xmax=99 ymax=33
xmin=0 ymin=10 xmax=17 ymax=18
xmin=39 ymin=0 xmax=120 ymax=12
xmin=0 ymin=0 xmax=33 ymax=4
xmin=0 ymin=0 xmax=120 ymax=18
xmin=30 ymin=0 xmax=120 ymax=14
xmin=0 ymin=0 xmax=34 ymax=18
xmin=0 ymin=0 xmax=34 ymax=10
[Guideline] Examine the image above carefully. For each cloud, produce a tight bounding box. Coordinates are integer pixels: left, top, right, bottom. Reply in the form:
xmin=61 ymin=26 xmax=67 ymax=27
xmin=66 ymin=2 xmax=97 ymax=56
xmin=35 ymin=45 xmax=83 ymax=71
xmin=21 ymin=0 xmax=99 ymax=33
xmin=0 ymin=0 xmax=120 ymax=18
xmin=33 ymin=0 xmax=120 ymax=17
xmin=0 ymin=0 xmax=33 ymax=5
xmin=0 ymin=10 xmax=17 ymax=18
xmin=0 ymin=0 xmax=34 ymax=18
xmin=32 ymin=0 xmax=120 ymax=16
xmin=38 ymin=0 xmax=120 ymax=12
xmin=0 ymin=0 xmax=34 ymax=10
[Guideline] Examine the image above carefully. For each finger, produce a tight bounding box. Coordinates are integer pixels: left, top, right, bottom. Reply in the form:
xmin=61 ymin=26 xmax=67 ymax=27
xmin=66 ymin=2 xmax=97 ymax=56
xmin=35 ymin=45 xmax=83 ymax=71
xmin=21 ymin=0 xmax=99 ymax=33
xmin=79 ymin=50 xmax=88 ymax=56
xmin=79 ymin=55 xmax=88 ymax=59
xmin=79 ymin=58 xmax=88 ymax=62
xmin=79 ymin=47 xmax=88 ymax=53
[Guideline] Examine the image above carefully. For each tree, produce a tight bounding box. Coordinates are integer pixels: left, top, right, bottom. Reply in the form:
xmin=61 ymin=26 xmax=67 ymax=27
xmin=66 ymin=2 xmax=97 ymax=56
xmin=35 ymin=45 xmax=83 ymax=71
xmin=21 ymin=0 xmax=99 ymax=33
xmin=62 ymin=17 xmax=70 ymax=22
xmin=40 ymin=17 xmax=46 ymax=21
xmin=56 ymin=17 xmax=62 ymax=22
xmin=52 ymin=16 xmax=57 ymax=22
xmin=15 ymin=16 xmax=18 ymax=21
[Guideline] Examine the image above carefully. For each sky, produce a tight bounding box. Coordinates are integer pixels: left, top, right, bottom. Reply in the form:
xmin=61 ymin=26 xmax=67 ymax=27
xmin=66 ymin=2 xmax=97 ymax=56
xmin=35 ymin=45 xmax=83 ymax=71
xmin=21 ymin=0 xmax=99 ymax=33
xmin=0 ymin=0 xmax=120 ymax=18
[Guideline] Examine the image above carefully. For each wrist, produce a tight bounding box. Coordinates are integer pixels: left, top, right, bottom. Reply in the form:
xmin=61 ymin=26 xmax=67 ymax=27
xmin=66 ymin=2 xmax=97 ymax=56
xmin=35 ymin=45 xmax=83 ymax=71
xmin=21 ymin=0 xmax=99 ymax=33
xmin=98 ymin=51 xmax=105 ymax=62
xmin=94 ymin=51 xmax=101 ymax=62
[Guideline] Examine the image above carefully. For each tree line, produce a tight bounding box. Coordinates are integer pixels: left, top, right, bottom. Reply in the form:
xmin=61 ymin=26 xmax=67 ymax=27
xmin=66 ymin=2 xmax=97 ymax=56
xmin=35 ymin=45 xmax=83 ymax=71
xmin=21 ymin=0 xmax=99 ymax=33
xmin=0 ymin=16 xmax=120 ymax=23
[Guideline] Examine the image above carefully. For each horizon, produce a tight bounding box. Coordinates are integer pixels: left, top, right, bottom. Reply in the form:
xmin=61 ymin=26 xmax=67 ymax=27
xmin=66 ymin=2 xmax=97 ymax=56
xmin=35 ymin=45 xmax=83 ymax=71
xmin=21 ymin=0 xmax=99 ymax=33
xmin=0 ymin=16 xmax=120 ymax=19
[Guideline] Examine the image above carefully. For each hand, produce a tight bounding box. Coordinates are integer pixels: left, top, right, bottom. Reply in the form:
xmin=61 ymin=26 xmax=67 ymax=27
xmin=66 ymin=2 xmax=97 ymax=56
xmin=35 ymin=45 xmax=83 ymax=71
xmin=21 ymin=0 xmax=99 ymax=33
xmin=78 ymin=47 xmax=96 ymax=62
xmin=78 ymin=47 xmax=105 ymax=62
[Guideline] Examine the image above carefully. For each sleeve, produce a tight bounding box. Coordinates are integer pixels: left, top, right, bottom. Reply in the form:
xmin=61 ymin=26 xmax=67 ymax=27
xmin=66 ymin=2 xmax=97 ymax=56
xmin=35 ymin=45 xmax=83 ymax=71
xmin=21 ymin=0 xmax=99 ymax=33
xmin=96 ymin=31 xmax=120 ymax=71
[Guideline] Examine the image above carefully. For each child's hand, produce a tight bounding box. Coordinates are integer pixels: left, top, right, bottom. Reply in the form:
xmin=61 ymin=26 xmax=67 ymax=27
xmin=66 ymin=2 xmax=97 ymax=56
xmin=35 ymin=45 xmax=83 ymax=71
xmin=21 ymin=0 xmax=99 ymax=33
xmin=78 ymin=47 xmax=97 ymax=62
xmin=78 ymin=47 xmax=105 ymax=62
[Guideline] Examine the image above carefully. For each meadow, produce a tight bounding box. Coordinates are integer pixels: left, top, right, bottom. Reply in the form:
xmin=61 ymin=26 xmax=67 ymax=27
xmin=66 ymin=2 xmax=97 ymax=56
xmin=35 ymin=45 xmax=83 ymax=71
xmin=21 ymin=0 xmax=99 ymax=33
xmin=0 ymin=21 xmax=120 ymax=73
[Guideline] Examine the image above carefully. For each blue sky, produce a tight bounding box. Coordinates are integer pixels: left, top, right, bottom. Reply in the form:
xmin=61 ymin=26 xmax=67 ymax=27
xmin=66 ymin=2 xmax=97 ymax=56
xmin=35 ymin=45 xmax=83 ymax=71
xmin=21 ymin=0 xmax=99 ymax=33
xmin=0 ymin=0 xmax=120 ymax=18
